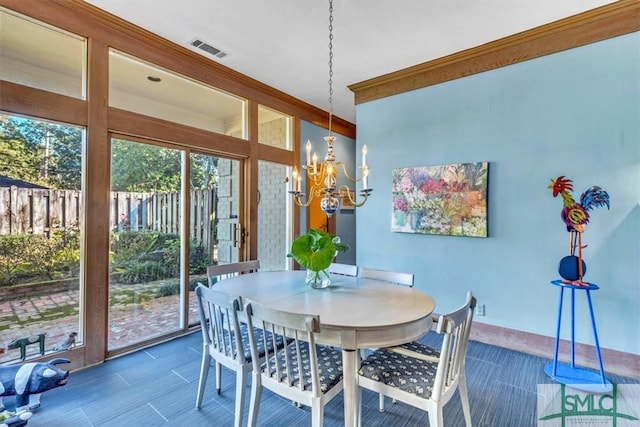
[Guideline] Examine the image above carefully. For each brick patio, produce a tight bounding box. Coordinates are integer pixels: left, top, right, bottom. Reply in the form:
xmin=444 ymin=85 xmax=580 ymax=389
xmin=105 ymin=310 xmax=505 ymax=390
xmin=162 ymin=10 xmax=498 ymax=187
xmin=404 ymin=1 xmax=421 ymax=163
xmin=0 ymin=281 xmax=200 ymax=364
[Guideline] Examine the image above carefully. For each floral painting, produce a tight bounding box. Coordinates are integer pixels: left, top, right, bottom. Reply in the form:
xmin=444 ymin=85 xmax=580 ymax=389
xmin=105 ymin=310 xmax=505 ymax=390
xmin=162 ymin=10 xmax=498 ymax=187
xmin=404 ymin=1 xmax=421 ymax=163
xmin=391 ymin=162 xmax=489 ymax=237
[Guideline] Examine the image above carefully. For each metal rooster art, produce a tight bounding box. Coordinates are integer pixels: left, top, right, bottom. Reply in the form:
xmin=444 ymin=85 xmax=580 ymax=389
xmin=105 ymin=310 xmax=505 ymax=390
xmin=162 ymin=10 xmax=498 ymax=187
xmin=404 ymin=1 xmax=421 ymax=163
xmin=549 ymin=176 xmax=610 ymax=285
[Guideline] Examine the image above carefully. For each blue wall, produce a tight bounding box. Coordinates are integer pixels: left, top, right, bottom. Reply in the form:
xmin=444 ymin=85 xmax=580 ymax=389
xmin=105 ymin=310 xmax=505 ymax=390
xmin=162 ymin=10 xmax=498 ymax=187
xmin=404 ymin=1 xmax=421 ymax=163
xmin=300 ymin=121 xmax=357 ymax=265
xmin=354 ymin=32 xmax=640 ymax=354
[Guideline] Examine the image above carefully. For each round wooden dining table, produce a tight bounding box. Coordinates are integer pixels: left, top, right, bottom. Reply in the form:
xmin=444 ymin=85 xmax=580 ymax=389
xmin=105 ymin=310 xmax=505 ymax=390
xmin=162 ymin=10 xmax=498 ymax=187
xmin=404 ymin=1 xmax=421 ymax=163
xmin=213 ymin=269 xmax=436 ymax=427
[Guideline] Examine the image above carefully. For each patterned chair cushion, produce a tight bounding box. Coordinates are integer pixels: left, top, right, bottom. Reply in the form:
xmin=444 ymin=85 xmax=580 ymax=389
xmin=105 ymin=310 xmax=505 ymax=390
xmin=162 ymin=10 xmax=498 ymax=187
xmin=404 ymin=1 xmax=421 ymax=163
xmin=358 ymin=341 xmax=440 ymax=399
xmin=214 ymin=324 xmax=289 ymax=362
xmin=264 ymin=342 xmax=343 ymax=393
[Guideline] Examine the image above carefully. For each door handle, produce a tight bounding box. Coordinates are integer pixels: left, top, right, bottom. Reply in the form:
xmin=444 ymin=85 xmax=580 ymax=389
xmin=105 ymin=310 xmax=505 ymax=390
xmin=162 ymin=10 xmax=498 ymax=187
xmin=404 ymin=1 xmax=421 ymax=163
xmin=232 ymin=223 xmax=239 ymax=248
xmin=232 ymin=223 xmax=245 ymax=248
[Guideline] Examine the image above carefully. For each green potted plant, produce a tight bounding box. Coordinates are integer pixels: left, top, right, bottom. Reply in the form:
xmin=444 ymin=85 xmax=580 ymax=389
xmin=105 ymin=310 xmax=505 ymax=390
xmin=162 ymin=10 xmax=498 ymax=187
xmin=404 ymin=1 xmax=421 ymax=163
xmin=287 ymin=228 xmax=349 ymax=288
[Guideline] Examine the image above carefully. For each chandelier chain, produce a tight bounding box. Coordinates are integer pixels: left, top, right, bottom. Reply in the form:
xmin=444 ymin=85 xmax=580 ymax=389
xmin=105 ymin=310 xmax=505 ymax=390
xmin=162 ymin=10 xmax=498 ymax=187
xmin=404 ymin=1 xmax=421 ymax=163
xmin=328 ymin=0 xmax=334 ymax=135
xmin=287 ymin=0 xmax=372 ymax=217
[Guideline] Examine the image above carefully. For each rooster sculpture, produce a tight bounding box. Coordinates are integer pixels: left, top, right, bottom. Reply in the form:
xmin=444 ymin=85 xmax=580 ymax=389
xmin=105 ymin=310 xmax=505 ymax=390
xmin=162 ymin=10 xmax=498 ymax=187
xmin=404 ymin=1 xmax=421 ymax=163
xmin=548 ymin=176 xmax=610 ymax=285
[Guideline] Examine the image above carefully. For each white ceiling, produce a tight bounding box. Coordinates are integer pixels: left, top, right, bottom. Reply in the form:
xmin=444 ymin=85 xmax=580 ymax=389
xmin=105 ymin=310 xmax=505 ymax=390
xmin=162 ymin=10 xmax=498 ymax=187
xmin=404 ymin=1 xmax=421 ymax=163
xmin=85 ymin=0 xmax=616 ymax=124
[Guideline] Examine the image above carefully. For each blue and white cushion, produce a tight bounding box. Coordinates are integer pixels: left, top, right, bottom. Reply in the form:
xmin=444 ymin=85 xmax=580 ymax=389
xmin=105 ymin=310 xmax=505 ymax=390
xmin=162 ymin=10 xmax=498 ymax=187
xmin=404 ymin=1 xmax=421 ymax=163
xmin=358 ymin=341 xmax=440 ymax=399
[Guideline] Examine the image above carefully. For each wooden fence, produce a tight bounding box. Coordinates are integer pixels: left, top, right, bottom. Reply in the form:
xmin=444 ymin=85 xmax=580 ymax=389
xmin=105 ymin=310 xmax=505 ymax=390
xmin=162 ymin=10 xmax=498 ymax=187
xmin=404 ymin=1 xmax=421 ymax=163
xmin=0 ymin=186 xmax=216 ymax=249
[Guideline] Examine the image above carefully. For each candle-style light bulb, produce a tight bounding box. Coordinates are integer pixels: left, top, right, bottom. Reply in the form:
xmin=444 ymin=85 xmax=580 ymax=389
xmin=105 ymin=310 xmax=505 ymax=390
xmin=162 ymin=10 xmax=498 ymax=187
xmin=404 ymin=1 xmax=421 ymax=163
xmin=306 ymin=140 xmax=312 ymax=166
xmin=326 ymin=164 xmax=335 ymax=188
xmin=292 ymin=167 xmax=299 ymax=192
xmin=312 ymin=153 xmax=318 ymax=174
xmin=362 ymin=144 xmax=368 ymax=167
xmin=362 ymin=167 xmax=369 ymax=190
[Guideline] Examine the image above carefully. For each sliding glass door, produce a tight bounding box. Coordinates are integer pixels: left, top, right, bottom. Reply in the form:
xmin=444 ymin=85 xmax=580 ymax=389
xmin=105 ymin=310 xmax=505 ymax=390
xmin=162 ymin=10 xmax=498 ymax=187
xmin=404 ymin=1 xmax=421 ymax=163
xmin=187 ymin=153 xmax=240 ymax=325
xmin=108 ymin=138 xmax=242 ymax=348
xmin=108 ymin=138 xmax=183 ymax=350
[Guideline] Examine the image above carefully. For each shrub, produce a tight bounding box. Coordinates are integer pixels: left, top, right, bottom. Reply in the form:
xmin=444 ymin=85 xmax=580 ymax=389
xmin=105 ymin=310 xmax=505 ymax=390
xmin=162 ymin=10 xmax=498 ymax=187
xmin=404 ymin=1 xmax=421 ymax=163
xmin=22 ymin=230 xmax=80 ymax=279
xmin=155 ymin=279 xmax=199 ymax=297
xmin=0 ymin=235 xmax=30 ymax=285
xmin=189 ymin=243 xmax=209 ymax=275
xmin=118 ymin=260 xmax=172 ymax=284
xmin=110 ymin=231 xmax=176 ymax=269
xmin=0 ymin=229 xmax=80 ymax=285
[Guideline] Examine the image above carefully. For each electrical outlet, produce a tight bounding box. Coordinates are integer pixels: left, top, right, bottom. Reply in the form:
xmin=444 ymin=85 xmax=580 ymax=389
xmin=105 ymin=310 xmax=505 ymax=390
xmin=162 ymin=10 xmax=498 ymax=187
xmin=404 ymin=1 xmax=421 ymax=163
xmin=476 ymin=304 xmax=485 ymax=316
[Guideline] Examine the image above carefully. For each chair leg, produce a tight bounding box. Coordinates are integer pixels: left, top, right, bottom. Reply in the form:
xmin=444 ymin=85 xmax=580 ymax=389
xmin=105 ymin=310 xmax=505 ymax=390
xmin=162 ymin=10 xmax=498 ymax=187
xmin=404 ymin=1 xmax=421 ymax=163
xmin=378 ymin=393 xmax=385 ymax=412
xmin=234 ymin=369 xmax=248 ymax=427
xmin=356 ymin=385 xmax=362 ymax=427
xmin=248 ymin=372 xmax=262 ymax=427
xmin=195 ymin=351 xmax=211 ymax=409
xmin=215 ymin=361 xmax=222 ymax=394
xmin=458 ymin=374 xmax=472 ymax=427
xmin=428 ymin=405 xmax=444 ymax=427
xmin=311 ymin=398 xmax=323 ymax=427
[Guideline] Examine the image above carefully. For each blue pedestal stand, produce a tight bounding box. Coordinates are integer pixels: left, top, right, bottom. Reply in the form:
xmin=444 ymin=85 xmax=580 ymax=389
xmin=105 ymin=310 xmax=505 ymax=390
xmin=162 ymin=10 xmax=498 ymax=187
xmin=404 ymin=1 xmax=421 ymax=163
xmin=543 ymin=279 xmax=612 ymax=393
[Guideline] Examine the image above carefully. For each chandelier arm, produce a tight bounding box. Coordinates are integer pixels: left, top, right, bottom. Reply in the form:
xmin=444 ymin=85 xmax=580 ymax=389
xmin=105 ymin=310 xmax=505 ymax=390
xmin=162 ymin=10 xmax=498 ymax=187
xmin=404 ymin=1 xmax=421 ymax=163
xmin=290 ymin=182 xmax=325 ymax=208
xmin=305 ymin=163 xmax=329 ymax=186
xmin=334 ymin=162 xmax=366 ymax=183
xmin=338 ymin=184 xmax=371 ymax=208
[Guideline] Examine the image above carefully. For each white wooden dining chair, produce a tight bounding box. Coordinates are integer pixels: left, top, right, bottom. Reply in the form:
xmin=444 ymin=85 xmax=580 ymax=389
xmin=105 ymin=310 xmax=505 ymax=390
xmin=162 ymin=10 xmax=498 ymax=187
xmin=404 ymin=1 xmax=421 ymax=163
xmin=245 ymin=301 xmax=344 ymax=427
xmin=359 ymin=267 xmax=414 ymax=287
xmin=358 ymin=291 xmax=476 ymax=427
xmin=194 ymin=284 xmax=289 ymax=427
xmin=328 ymin=262 xmax=358 ymax=277
xmin=207 ymin=260 xmax=260 ymax=287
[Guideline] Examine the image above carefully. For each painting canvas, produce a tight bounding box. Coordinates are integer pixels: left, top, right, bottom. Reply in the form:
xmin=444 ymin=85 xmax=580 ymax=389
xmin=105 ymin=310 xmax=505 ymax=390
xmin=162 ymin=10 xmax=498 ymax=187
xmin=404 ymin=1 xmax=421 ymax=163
xmin=391 ymin=162 xmax=489 ymax=237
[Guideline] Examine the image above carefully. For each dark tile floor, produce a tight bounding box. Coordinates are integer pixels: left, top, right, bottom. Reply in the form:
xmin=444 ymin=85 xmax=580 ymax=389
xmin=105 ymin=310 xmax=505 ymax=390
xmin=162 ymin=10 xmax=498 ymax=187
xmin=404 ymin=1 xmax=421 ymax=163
xmin=4 ymin=331 xmax=638 ymax=426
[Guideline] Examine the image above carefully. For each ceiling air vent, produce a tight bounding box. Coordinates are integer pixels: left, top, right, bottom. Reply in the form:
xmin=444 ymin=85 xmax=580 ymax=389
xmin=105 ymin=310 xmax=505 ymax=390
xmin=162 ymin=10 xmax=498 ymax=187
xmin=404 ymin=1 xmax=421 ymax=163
xmin=190 ymin=38 xmax=228 ymax=59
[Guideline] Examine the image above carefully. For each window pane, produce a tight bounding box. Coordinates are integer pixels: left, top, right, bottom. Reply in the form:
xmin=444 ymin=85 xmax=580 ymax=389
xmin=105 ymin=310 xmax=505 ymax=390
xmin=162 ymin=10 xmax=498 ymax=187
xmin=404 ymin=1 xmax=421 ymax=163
xmin=258 ymin=161 xmax=292 ymax=271
xmin=0 ymin=113 xmax=83 ymax=362
xmin=0 ymin=8 xmax=86 ymax=99
xmin=258 ymin=105 xmax=292 ymax=150
xmin=109 ymin=50 xmax=247 ymax=138
xmin=109 ymin=138 xmax=183 ymax=350
xmin=215 ymin=158 xmax=241 ymax=265
xmin=187 ymin=153 xmax=240 ymax=326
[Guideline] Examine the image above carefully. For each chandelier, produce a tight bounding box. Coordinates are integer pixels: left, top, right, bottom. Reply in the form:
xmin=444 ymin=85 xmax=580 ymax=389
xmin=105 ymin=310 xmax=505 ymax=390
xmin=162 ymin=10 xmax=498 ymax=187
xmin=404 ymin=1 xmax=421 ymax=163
xmin=288 ymin=0 xmax=372 ymax=217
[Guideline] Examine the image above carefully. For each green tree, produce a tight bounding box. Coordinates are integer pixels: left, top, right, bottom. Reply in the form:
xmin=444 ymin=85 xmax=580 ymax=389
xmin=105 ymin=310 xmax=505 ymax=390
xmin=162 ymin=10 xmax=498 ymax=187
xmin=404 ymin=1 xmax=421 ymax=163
xmin=0 ymin=114 xmax=82 ymax=189
xmin=111 ymin=139 xmax=181 ymax=192
xmin=1 ymin=116 xmax=218 ymax=193
xmin=111 ymin=140 xmax=218 ymax=192
xmin=190 ymin=153 xmax=218 ymax=189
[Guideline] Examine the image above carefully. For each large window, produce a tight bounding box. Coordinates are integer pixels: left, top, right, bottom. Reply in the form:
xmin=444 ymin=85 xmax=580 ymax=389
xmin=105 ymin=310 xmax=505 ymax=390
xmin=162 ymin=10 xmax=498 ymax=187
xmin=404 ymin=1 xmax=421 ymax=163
xmin=0 ymin=113 xmax=84 ymax=363
xmin=0 ymin=2 xmax=328 ymax=368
